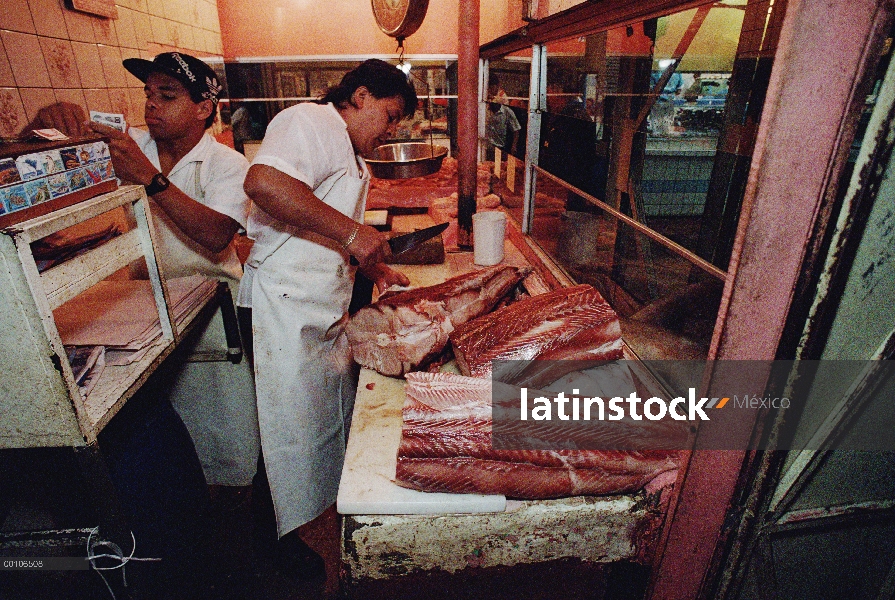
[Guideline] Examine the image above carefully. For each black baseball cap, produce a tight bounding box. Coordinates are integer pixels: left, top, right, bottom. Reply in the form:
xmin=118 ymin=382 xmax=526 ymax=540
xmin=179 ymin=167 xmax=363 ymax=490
xmin=123 ymin=52 xmax=222 ymax=105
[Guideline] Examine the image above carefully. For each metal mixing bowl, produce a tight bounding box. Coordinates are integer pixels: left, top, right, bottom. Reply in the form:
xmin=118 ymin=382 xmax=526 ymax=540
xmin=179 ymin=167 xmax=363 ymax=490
xmin=366 ymin=142 xmax=448 ymax=179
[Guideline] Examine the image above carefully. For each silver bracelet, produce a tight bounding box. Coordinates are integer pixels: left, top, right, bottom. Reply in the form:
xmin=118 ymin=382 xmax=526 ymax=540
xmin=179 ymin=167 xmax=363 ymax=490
xmin=342 ymin=223 xmax=360 ymax=250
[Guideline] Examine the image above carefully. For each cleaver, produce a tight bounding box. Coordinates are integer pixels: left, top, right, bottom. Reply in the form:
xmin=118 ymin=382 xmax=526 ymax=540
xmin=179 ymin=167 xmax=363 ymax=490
xmin=348 ymin=222 xmax=449 ymax=314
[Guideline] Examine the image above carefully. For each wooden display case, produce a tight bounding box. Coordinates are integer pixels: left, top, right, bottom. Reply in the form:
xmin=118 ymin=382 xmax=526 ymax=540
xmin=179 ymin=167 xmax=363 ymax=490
xmin=0 ymin=184 xmax=212 ymax=449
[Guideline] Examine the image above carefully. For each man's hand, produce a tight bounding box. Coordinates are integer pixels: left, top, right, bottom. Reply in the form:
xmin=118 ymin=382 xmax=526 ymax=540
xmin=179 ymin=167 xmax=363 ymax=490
xmin=361 ymin=262 xmax=411 ymax=294
xmin=24 ymin=102 xmax=91 ymax=137
xmin=345 ymin=224 xmax=393 ymax=270
xmin=89 ymin=122 xmax=159 ymax=186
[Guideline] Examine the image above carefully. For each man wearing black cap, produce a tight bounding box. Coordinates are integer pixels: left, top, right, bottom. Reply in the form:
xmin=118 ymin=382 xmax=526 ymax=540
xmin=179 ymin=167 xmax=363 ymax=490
xmin=96 ymin=53 xmax=245 ymax=273
xmin=31 ymin=52 xmax=248 ymax=284
xmin=26 ymin=53 xmax=262 ymax=592
xmin=106 ymin=51 xmax=261 ymax=481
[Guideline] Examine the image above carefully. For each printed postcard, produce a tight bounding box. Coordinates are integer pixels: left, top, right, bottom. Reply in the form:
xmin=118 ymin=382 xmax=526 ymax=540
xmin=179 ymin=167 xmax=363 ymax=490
xmin=24 ymin=178 xmax=51 ymax=205
xmin=16 ymin=153 xmax=46 ymax=181
xmin=90 ymin=111 xmax=127 ymax=133
xmin=93 ymin=141 xmax=111 ymax=162
xmin=77 ymin=143 xmax=97 ymax=164
xmin=47 ymin=172 xmax=71 ymax=198
xmin=31 ymin=128 xmax=69 ymax=141
xmin=59 ymin=146 xmax=81 ymax=170
xmin=39 ymin=150 xmax=65 ymax=175
xmin=0 ymin=158 xmax=22 ymax=186
xmin=0 ymin=183 xmax=30 ymax=212
xmin=84 ymin=165 xmax=104 ymax=185
xmin=98 ymin=159 xmax=115 ymax=181
xmin=67 ymin=168 xmax=89 ymax=191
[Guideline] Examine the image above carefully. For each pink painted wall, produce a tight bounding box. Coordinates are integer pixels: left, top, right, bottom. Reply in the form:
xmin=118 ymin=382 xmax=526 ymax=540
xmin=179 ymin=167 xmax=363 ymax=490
xmin=217 ymin=0 xmax=525 ymax=58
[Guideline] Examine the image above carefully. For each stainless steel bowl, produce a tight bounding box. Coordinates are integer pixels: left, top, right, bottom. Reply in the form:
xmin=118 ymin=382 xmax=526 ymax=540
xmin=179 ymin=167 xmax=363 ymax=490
xmin=366 ymin=142 xmax=448 ymax=179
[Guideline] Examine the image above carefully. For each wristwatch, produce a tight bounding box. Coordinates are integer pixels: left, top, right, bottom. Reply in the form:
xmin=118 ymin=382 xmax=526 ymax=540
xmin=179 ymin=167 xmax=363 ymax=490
xmin=145 ymin=172 xmax=170 ymax=196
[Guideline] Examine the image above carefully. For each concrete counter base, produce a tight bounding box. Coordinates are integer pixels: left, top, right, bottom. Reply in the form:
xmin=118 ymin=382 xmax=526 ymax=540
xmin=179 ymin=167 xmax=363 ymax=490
xmin=342 ymin=495 xmax=652 ymax=581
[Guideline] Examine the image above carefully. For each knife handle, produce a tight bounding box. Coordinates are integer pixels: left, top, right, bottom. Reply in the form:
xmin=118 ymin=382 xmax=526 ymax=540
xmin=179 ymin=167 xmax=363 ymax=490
xmin=347 ymin=254 xmax=373 ymax=314
xmin=349 ymin=272 xmax=375 ymax=315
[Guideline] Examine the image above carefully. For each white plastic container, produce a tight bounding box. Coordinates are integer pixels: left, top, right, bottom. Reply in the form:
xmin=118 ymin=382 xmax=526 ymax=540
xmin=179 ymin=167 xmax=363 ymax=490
xmin=472 ymin=211 xmax=507 ymax=266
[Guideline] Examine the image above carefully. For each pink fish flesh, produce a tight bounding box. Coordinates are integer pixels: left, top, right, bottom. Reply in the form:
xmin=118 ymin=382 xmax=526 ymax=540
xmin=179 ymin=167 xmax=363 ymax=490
xmin=395 ymin=372 xmax=680 ymax=499
xmin=450 ymin=284 xmax=624 ymax=388
xmin=346 ymin=266 xmax=530 ymax=377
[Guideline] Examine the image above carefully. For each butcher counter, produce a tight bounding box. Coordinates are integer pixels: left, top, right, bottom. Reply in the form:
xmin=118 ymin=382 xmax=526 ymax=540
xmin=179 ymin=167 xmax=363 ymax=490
xmin=336 ymin=212 xmax=667 ymax=598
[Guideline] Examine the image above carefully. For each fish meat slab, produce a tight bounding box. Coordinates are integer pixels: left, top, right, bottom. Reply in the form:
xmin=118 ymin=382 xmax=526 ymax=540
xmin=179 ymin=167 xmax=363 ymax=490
xmin=395 ymin=372 xmax=680 ymax=499
xmin=450 ymin=284 xmax=624 ymax=387
xmin=346 ymin=266 xmax=530 ymax=377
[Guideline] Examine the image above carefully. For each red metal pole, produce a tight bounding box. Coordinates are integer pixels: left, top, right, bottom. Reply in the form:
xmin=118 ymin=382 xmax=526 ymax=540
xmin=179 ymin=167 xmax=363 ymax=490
xmin=457 ymin=0 xmax=479 ymax=249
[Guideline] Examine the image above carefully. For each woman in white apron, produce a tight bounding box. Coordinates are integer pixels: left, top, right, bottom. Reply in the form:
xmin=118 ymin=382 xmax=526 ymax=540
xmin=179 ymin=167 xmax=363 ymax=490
xmin=238 ymin=60 xmax=416 ymax=577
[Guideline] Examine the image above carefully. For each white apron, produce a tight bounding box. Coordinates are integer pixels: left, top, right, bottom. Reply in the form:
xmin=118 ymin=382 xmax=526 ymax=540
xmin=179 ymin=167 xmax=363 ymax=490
xmin=249 ymin=164 xmax=368 ymax=536
xmin=153 ymin=161 xmax=260 ymax=487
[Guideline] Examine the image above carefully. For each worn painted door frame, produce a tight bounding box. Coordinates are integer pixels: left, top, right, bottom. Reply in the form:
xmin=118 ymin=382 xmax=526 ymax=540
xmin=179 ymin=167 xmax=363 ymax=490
xmin=646 ymin=0 xmax=895 ymax=598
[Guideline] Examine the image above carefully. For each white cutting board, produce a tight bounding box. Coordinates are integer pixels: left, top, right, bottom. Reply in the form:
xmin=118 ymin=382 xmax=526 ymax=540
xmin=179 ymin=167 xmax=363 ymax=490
xmin=337 ymin=367 xmax=506 ymax=515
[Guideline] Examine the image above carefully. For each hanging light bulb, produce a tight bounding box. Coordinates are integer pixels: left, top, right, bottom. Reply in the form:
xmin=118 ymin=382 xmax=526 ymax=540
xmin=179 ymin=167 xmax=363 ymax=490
xmin=399 ymin=62 xmax=413 ymax=75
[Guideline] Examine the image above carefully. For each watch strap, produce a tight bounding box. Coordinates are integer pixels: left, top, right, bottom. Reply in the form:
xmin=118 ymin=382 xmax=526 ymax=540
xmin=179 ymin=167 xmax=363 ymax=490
xmin=145 ymin=172 xmax=170 ymax=196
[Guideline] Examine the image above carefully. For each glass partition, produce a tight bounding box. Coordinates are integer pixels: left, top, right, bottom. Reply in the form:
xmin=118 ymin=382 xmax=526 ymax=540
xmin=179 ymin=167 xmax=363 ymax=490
xmin=539 ymin=5 xmax=747 ymax=233
xmin=487 ymin=54 xmax=532 ymax=110
xmin=531 ymin=168 xmax=725 ymax=359
xmin=484 ymin=54 xmax=532 ymax=172
xmin=484 ymin=52 xmax=533 ymax=219
xmin=510 ymin=0 xmax=774 ymax=360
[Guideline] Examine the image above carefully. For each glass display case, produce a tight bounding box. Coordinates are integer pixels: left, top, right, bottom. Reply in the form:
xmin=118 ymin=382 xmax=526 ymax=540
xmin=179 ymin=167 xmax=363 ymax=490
xmin=482 ymin=0 xmax=777 ymax=361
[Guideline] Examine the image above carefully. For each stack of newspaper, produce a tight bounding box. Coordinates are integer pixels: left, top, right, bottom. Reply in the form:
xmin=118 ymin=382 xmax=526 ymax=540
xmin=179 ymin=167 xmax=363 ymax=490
xmin=64 ymin=345 xmax=105 ymax=398
xmin=53 ymin=275 xmax=218 ymax=378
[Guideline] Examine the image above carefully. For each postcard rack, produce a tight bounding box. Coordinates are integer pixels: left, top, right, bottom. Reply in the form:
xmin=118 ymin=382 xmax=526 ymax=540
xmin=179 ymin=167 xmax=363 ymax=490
xmin=0 ymin=135 xmax=119 ymax=229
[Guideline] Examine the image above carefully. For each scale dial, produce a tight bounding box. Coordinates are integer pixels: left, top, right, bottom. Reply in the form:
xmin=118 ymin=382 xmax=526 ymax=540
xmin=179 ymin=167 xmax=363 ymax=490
xmin=371 ymin=0 xmax=429 ymax=39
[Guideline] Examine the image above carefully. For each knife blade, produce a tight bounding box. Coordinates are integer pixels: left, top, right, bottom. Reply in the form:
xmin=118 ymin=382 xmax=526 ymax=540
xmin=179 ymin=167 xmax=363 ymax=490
xmin=347 ymin=221 xmax=449 ymax=315
xmin=349 ymin=221 xmax=448 ymax=265
xmin=387 ymin=222 xmax=449 ymax=256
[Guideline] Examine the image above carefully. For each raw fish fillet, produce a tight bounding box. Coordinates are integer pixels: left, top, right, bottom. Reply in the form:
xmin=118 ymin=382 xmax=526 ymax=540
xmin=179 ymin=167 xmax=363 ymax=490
xmin=450 ymin=284 xmax=623 ymax=387
xmin=396 ymin=457 xmax=672 ymax=498
xmin=402 ymin=371 xmax=493 ymax=417
xmin=395 ymin=372 xmax=680 ymax=499
xmin=346 ymin=266 xmax=530 ymax=377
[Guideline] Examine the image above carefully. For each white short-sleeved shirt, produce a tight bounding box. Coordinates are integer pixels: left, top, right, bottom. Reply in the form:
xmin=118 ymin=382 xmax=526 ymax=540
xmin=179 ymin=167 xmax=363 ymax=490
xmin=249 ymin=102 xmax=360 ymax=194
xmin=130 ymin=128 xmax=250 ymax=283
xmin=238 ymin=102 xmax=364 ymax=307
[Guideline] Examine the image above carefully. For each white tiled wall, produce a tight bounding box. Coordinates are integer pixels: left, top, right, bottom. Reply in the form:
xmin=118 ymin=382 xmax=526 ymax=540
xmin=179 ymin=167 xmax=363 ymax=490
xmin=0 ymin=0 xmax=224 ymax=138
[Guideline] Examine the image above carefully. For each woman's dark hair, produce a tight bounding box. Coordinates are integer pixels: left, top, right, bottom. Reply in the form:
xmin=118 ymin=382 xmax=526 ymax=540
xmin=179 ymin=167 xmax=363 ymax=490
xmin=320 ymin=59 xmax=418 ymax=119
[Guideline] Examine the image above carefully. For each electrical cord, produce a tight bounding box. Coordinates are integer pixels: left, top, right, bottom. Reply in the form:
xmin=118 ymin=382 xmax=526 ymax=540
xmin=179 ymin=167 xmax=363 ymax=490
xmin=86 ymin=527 xmax=161 ymax=600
